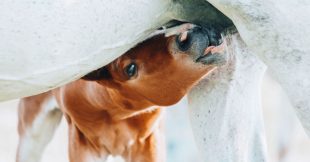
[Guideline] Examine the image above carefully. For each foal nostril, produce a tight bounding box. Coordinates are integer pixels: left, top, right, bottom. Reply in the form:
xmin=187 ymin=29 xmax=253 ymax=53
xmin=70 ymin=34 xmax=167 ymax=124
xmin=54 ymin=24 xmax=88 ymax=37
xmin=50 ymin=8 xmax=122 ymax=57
xmin=206 ymin=28 xmax=221 ymax=46
xmin=191 ymin=25 xmax=221 ymax=46
xmin=208 ymin=38 xmax=218 ymax=46
xmin=179 ymin=31 xmax=188 ymax=42
xmin=174 ymin=25 xmax=222 ymax=55
xmin=176 ymin=33 xmax=192 ymax=51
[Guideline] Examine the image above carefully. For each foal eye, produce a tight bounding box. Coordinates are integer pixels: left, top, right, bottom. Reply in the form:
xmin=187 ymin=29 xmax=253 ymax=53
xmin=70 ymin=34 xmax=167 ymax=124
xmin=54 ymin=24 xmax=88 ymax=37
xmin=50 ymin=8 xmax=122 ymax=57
xmin=125 ymin=63 xmax=137 ymax=78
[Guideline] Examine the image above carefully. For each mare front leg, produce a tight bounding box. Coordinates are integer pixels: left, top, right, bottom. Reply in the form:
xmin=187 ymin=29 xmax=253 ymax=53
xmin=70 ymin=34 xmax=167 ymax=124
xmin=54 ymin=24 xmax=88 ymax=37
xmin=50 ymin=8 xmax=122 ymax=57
xmin=16 ymin=92 xmax=62 ymax=162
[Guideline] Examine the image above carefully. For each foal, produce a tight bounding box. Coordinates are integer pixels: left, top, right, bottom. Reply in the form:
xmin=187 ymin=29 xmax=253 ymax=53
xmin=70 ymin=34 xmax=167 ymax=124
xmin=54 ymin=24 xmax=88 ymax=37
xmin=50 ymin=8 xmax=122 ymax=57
xmin=17 ymin=25 xmax=225 ymax=162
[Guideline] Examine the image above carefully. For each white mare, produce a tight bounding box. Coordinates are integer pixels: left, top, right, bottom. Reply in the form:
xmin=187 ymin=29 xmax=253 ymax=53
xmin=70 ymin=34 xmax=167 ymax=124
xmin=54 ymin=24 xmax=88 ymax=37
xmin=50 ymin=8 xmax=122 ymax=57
xmin=206 ymin=0 xmax=310 ymax=135
xmin=1 ymin=1 xmax=310 ymax=162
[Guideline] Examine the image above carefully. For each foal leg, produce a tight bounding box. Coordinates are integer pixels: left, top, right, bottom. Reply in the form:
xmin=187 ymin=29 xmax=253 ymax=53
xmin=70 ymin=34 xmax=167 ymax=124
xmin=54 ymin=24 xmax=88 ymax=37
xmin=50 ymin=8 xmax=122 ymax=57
xmin=125 ymin=126 xmax=166 ymax=162
xmin=67 ymin=123 xmax=109 ymax=162
xmin=16 ymin=92 xmax=63 ymax=162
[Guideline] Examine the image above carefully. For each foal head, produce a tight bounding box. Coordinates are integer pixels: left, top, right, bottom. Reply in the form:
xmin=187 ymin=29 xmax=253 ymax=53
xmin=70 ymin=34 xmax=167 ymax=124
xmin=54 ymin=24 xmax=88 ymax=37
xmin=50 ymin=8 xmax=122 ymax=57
xmin=83 ymin=25 xmax=226 ymax=107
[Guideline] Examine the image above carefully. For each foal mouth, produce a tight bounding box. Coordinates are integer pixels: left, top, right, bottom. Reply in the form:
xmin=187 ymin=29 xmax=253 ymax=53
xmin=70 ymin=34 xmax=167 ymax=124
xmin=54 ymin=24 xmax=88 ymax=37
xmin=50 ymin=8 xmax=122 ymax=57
xmin=196 ymin=43 xmax=227 ymax=65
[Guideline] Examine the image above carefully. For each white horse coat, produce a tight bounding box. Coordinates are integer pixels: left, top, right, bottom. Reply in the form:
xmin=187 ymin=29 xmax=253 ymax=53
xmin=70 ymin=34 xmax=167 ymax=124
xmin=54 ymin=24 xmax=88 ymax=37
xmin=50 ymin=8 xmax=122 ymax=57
xmin=205 ymin=0 xmax=310 ymax=135
xmin=1 ymin=0 xmax=310 ymax=161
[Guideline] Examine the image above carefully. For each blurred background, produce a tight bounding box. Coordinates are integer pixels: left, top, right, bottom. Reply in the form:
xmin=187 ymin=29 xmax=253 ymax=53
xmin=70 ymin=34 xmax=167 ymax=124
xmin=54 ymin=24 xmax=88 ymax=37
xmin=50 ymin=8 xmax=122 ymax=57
xmin=0 ymin=71 xmax=309 ymax=162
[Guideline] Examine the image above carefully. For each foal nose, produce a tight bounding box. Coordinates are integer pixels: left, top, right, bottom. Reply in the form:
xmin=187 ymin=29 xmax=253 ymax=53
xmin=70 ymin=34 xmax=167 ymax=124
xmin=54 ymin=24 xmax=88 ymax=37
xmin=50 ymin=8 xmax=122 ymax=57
xmin=175 ymin=25 xmax=227 ymax=66
xmin=189 ymin=26 xmax=220 ymax=46
xmin=176 ymin=26 xmax=212 ymax=55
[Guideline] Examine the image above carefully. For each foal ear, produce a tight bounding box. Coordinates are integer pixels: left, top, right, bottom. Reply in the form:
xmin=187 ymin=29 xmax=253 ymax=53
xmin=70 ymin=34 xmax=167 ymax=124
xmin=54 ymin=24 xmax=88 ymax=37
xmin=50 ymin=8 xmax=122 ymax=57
xmin=81 ymin=66 xmax=112 ymax=81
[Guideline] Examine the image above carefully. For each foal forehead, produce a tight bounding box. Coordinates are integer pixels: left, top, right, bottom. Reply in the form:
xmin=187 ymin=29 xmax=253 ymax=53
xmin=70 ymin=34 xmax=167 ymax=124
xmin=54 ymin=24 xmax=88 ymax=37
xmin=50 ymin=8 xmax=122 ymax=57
xmin=124 ymin=34 xmax=171 ymax=56
xmin=108 ymin=34 xmax=174 ymax=74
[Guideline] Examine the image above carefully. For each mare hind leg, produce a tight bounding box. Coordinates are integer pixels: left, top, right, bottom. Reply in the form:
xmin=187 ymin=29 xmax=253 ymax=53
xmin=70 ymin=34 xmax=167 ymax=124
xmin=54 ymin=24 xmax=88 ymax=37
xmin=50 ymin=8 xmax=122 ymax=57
xmin=16 ymin=92 xmax=62 ymax=162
